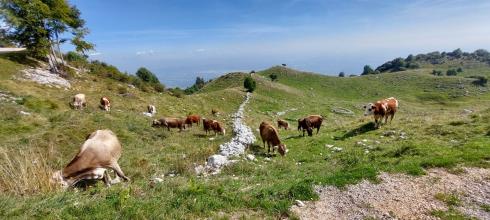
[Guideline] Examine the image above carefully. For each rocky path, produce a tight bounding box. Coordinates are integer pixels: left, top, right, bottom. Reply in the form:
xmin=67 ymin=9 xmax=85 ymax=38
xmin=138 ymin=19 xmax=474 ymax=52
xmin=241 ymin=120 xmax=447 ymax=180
xmin=196 ymin=92 xmax=256 ymax=175
xmin=291 ymin=167 xmax=490 ymax=219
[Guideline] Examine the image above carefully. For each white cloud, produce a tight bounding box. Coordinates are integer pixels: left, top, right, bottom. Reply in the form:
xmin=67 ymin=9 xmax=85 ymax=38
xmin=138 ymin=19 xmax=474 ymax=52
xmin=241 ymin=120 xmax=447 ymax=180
xmin=89 ymin=52 xmax=102 ymax=56
xmin=136 ymin=50 xmax=155 ymax=55
xmin=195 ymin=48 xmax=206 ymax=52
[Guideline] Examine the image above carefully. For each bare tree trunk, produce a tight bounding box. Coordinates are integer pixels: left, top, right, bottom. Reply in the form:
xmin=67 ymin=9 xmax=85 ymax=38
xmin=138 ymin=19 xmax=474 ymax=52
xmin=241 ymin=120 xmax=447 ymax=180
xmin=55 ymin=32 xmax=65 ymax=65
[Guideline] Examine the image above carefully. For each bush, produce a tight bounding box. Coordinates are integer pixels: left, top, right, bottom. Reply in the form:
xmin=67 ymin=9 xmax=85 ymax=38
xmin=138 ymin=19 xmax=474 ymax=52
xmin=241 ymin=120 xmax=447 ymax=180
xmin=169 ymin=87 xmax=185 ymax=98
xmin=135 ymin=67 xmax=160 ymax=84
xmin=446 ymin=69 xmax=458 ymax=76
xmin=244 ymin=76 xmax=256 ymax=92
xmin=153 ymin=83 xmax=165 ymax=93
xmin=361 ymin=65 xmax=374 ymax=75
xmin=338 ymin=72 xmax=345 ymax=77
xmin=457 ymin=67 xmax=463 ymax=72
xmin=269 ymin=73 xmax=278 ymax=81
xmin=469 ymin=76 xmax=488 ymax=86
xmin=432 ymin=70 xmax=443 ymax=76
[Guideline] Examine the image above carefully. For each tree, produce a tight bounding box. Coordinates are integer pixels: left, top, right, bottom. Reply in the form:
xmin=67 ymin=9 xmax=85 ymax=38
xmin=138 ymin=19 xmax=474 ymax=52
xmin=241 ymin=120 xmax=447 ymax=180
xmin=457 ymin=67 xmax=463 ymax=72
xmin=338 ymin=72 xmax=345 ymax=77
xmin=136 ymin=67 xmax=160 ymax=84
xmin=361 ymin=65 xmax=374 ymax=75
xmin=1 ymin=0 xmax=94 ymax=75
xmin=244 ymin=76 xmax=256 ymax=92
xmin=269 ymin=73 xmax=278 ymax=81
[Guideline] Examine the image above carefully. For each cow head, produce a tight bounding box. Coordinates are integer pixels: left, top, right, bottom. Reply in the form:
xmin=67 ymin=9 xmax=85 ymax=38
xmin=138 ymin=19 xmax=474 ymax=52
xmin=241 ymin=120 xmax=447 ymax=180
xmin=277 ymin=144 xmax=287 ymax=156
xmin=363 ymin=103 xmax=375 ymax=116
xmin=151 ymin=119 xmax=162 ymax=127
xmin=51 ymin=170 xmax=70 ymax=189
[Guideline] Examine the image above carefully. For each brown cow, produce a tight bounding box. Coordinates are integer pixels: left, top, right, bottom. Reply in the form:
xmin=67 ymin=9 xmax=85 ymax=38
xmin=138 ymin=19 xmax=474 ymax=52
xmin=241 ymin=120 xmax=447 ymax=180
xmin=203 ymin=118 xmax=214 ymax=135
xmin=211 ymin=120 xmax=226 ymax=136
xmin=363 ymin=97 xmax=399 ymax=128
xmin=185 ymin=114 xmax=201 ymax=127
xmin=152 ymin=117 xmax=186 ymax=131
xmin=259 ymin=122 xmax=287 ymax=156
xmin=100 ymin=97 xmax=111 ymax=111
xmin=51 ymin=130 xmax=129 ymax=188
xmin=298 ymin=115 xmax=323 ymax=136
xmin=277 ymin=119 xmax=289 ymax=130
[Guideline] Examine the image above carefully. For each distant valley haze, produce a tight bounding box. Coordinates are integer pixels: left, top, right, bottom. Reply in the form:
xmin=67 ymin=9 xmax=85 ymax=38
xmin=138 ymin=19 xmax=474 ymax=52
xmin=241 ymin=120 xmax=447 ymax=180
xmin=63 ymin=0 xmax=490 ymax=88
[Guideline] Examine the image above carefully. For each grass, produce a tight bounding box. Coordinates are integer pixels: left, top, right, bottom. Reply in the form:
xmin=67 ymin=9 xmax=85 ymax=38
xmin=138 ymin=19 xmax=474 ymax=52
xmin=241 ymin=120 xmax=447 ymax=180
xmin=0 ymin=57 xmax=489 ymax=219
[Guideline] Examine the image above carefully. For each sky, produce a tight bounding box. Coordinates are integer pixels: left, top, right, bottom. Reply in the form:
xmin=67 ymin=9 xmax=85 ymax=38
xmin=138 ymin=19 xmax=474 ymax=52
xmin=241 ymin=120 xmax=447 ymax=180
xmin=66 ymin=0 xmax=490 ymax=88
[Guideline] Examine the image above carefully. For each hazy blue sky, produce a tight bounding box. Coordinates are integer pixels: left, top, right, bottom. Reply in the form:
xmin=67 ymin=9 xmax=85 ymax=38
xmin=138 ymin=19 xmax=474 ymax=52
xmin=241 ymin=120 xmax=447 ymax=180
xmin=67 ymin=0 xmax=490 ymax=87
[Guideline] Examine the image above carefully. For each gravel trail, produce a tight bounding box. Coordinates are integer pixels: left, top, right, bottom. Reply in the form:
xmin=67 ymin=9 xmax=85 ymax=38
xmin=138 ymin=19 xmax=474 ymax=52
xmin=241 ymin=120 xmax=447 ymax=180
xmin=291 ymin=167 xmax=490 ymax=220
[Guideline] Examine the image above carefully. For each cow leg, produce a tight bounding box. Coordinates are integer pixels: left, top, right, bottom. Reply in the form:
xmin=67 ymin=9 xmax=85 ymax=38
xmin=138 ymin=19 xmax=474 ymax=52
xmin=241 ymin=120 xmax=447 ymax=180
xmin=390 ymin=113 xmax=395 ymax=123
xmin=263 ymin=140 xmax=266 ymax=148
xmin=111 ymin=162 xmax=130 ymax=181
xmin=103 ymin=170 xmax=112 ymax=186
xmin=317 ymin=126 xmax=320 ymax=134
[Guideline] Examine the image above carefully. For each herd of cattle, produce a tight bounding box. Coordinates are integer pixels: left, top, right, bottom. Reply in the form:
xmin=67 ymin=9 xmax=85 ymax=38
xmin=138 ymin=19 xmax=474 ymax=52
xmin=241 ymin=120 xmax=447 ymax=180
xmin=53 ymin=94 xmax=399 ymax=188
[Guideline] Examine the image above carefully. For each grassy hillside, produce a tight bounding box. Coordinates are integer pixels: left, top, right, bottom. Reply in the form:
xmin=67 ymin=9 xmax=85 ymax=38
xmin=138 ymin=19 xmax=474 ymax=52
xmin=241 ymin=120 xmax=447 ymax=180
xmin=1 ymin=56 xmax=489 ymax=219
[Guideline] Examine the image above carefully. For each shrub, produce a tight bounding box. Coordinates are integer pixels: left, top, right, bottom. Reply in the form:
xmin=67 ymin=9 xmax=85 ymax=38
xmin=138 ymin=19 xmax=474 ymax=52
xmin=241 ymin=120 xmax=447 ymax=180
xmin=338 ymin=72 xmax=345 ymax=77
xmin=135 ymin=67 xmax=160 ymax=84
xmin=456 ymin=67 xmax=463 ymax=72
xmin=361 ymin=65 xmax=374 ymax=75
xmin=269 ymin=73 xmax=278 ymax=81
xmin=244 ymin=76 xmax=256 ymax=92
xmin=468 ymin=76 xmax=487 ymax=86
xmin=446 ymin=69 xmax=458 ymax=76
xmin=153 ymin=83 xmax=165 ymax=93
xmin=432 ymin=70 xmax=443 ymax=76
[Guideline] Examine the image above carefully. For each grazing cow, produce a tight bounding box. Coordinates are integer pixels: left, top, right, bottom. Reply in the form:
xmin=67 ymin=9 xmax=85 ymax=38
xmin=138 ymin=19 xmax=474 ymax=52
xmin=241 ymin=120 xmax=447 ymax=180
xmin=152 ymin=118 xmax=186 ymax=131
xmin=363 ymin=97 xmax=399 ymax=128
xmin=185 ymin=114 xmax=201 ymax=127
xmin=298 ymin=115 xmax=323 ymax=136
xmin=211 ymin=109 xmax=219 ymax=116
xmin=211 ymin=120 xmax=226 ymax=136
xmin=277 ymin=119 xmax=289 ymax=130
xmin=51 ymin=130 xmax=129 ymax=188
xmin=203 ymin=118 xmax=213 ymax=135
xmin=71 ymin=93 xmax=86 ymax=110
xmin=100 ymin=97 xmax=111 ymax=111
xmin=147 ymin=105 xmax=156 ymax=115
xmin=259 ymin=122 xmax=287 ymax=156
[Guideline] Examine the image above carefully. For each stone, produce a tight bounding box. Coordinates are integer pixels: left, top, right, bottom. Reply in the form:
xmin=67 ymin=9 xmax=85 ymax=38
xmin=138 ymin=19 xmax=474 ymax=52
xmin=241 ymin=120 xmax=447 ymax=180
xmin=246 ymin=154 xmax=256 ymax=161
xmin=295 ymin=200 xmax=305 ymax=207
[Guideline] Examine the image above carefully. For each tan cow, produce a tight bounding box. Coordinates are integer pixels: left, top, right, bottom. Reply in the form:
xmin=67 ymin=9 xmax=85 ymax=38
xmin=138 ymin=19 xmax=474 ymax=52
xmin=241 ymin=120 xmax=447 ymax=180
xmin=259 ymin=122 xmax=287 ymax=156
xmin=51 ymin=130 xmax=129 ymax=188
xmin=71 ymin=93 xmax=87 ymax=110
xmin=100 ymin=97 xmax=111 ymax=111
xmin=363 ymin=97 xmax=399 ymax=128
xmin=152 ymin=117 xmax=186 ymax=131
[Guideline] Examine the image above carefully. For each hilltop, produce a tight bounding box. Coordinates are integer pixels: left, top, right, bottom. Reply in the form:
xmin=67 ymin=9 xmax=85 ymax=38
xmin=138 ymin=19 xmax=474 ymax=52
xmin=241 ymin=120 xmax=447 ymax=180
xmin=0 ymin=53 xmax=489 ymax=219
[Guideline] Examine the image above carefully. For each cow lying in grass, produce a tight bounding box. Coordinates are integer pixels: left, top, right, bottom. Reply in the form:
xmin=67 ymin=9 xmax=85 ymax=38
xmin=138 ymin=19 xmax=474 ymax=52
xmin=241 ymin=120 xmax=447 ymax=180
xmin=203 ymin=118 xmax=225 ymax=136
xmin=152 ymin=118 xmax=186 ymax=131
xmin=298 ymin=115 xmax=323 ymax=136
xmin=363 ymin=97 xmax=399 ymax=128
xmin=51 ymin=130 xmax=129 ymax=188
xmin=260 ymin=121 xmax=287 ymax=156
